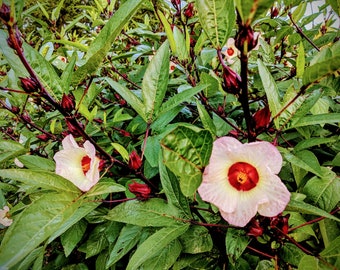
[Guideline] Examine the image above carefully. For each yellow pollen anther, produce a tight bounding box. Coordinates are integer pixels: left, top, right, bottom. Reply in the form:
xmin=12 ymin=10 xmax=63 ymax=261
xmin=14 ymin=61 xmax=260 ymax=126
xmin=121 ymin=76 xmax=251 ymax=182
xmin=237 ymin=172 xmax=248 ymax=184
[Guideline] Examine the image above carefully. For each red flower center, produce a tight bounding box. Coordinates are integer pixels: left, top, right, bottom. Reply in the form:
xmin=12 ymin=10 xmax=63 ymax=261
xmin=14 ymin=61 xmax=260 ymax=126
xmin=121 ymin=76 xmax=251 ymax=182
xmin=227 ymin=47 xmax=234 ymax=56
xmin=228 ymin=162 xmax=259 ymax=191
xmin=81 ymin=155 xmax=91 ymax=175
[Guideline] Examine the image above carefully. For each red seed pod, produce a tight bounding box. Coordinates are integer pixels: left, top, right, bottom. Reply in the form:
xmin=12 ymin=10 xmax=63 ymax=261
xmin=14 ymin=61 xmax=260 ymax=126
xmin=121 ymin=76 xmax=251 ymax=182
xmin=128 ymin=150 xmax=142 ymax=170
xmin=184 ymin=3 xmax=194 ymax=18
xmin=128 ymin=181 xmax=151 ymax=200
xmin=21 ymin=112 xmax=31 ymax=122
xmin=222 ymin=66 xmax=241 ymax=95
xmin=0 ymin=3 xmax=10 ymax=22
xmin=253 ymin=106 xmax=271 ymax=132
xmin=66 ymin=119 xmax=83 ymax=138
xmin=11 ymin=106 xmax=20 ymax=114
xmin=235 ymin=25 xmax=258 ymax=52
xmin=19 ymin=77 xmax=40 ymax=93
xmin=36 ymin=134 xmax=50 ymax=142
xmin=247 ymin=219 xmax=264 ymax=238
xmin=61 ymin=93 xmax=75 ymax=113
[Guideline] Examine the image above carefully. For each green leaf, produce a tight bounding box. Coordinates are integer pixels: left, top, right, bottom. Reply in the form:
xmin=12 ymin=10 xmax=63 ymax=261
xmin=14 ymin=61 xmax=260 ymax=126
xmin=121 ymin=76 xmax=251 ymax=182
xmin=141 ymin=239 xmax=182 ymax=270
xmin=105 ymin=198 xmax=184 ymax=227
xmin=195 ymin=0 xmax=235 ymax=48
xmin=173 ymin=26 xmax=189 ymax=61
xmin=106 ymin=224 xmax=142 ymax=268
xmin=142 ymin=41 xmax=170 ymax=122
xmin=291 ymin=1 xmax=307 ymax=22
xmin=0 ymin=140 xmax=28 ymax=164
xmin=298 ymin=255 xmax=319 ymax=270
xmin=17 ymin=155 xmax=55 ymax=171
xmin=61 ymin=220 xmax=87 ymax=257
xmin=0 ymin=30 xmax=29 ymax=77
xmin=0 ymin=192 xmax=82 ymax=268
xmin=303 ymin=169 xmax=340 ymax=212
xmin=156 ymin=10 xmax=176 ymax=55
xmin=296 ymin=42 xmax=305 ymax=79
xmin=106 ymin=78 xmax=146 ymax=121
xmin=72 ymin=0 xmax=143 ymax=85
xmin=284 ymin=151 xmax=323 ymax=178
xmin=48 ymin=202 xmax=101 ymax=243
xmin=179 ymin=225 xmax=213 ymax=254
xmin=159 ymin=84 xmax=208 ymax=115
xmin=0 ymin=169 xmax=80 ymax=193
xmin=235 ymin=0 xmax=275 ymax=23
xmin=161 ymin=125 xmax=213 ymax=196
xmin=257 ymin=59 xmax=282 ymax=128
xmin=302 ymin=55 xmax=340 ymax=87
xmin=85 ymin=179 xmax=125 ymax=197
xmin=286 ymin=199 xmax=340 ymax=222
xmin=294 ymin=136 xmax=338 ymax=152
xmin=226 ymin=228 xmax=250 ymax=265
xmin=196 ymin=101 xmax=217 ymax=136
xmin=286 ymin=212 xmax=317 ymax=242
xmin=126 ymin=225 xmax=189 ymax=270
xmin=320 ymin=235 xmax=340 ymax=259
xmin=159 ymin=155 xmax=191 ymax=217
xmin=289 ymin=113 xmax=340 ymax=129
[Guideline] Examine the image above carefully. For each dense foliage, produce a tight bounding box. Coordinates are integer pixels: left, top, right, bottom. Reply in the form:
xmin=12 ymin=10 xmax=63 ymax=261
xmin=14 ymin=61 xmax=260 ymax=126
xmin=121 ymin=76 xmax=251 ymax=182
xmin=0 ymin=0 xmax=339 ymax=269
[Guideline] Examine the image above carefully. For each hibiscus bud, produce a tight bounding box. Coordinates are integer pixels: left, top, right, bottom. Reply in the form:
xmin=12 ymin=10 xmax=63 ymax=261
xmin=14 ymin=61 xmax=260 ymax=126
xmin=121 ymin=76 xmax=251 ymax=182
xmin=7 ymin=27 xmax=23 ymax=49
xmin=184 ymin=3 xmax=194 ymax=18
xmin=235 ymin=25 xmax=258 ymax=52
xmin=128 ymin=181 xmax=151 ymax=200
xmin=19 ymin=77 xmax=40 ymax=93
xmin=21 ymin=112 xmax=31 ymax=122
xmin=0 ymin=3 xmax=10 ymax=22
xmin=36 ymin=134 xmax=50 ymax=141
xmin=61 ymin=93 xmax=75 ymax=113
xmin=271 ymin=7 xmax=279 ymax=18
xmin=128 ymin=151 xmax=142 ymax=170
xmin=11 ymin=106 xmax=20 ymax=114
xmin=253 ymin=106 xmax=271 ymax=132
xmin=222 ymin=66 xmax=241 ymax=95
xmin=282 ymin=214 xmax=290 ymax=234
xmin=247 ymin=219 xmax=264 ymax=238
xmin=66 ymin=119 xmax=83 ymax=137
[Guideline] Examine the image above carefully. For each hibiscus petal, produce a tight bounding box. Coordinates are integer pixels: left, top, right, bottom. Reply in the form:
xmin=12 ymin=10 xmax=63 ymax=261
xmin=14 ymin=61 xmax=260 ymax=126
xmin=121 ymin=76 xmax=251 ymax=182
xmin=243 ymin=141 xmax=282 ymax=174
xmin=198 ymin=179 xmax=239 ymax=213
xmin=220 ymin=192 xmax=261 ymax=227
xmin=257 ymin=175 xmax=291 ymax=216
xmin=62 ymin=134 xmax=80 ymax=150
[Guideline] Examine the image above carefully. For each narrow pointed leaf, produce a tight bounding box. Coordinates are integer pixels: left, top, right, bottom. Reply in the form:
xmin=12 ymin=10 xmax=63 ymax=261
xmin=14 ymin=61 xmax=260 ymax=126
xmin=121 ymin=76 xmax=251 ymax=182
xmin=195 ymin=0 xmax=235 ymax=48
xmin=126 ymin=225 xmax=189 ymax=270
xmin=71 ymin=0 xmax=143 ymax=85
xmin=142 ymin=41 xmax=170 ymax=122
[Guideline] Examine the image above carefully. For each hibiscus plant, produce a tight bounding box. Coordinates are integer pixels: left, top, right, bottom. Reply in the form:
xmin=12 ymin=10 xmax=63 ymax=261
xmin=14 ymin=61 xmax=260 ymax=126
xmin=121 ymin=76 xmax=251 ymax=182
xmin=0 ymin=0 xmax=339 ymax=269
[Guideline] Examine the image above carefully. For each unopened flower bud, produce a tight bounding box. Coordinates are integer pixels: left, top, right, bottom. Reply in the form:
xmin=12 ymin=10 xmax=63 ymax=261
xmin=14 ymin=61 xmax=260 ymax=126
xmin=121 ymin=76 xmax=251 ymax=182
xmin=184 ymin=3 xmax=194 ymax=18
xmin=36 ymin=134 xmax=50 ymax=142
xmin=66 ymin=118 xmax=83 ymax=138
xmin=61 ymin=93 xmax=75 ymax=113
xmin=128 ymin=151 xmax=142 ymax=170
xmin=128 ymin=181 xmax=151 ymax=200
xmin=11 ymin=106 xmax=20 ymax=114
xmin=235 ymin=25 xmax=258 ymax=52
xmin=21 ymin=112 xmax=31 ymax=122
xmin=247 ymin=219 xmax=264 ymax=238
xmin=19 ymin=77 xmax=40 ymax=93
xmin=0 ymin=3 xmax=10 ymax=23
xmin=222 ymin=66 xmax=241 ymax=95
xmin=253 ymin=106 xmax=271 ymax=132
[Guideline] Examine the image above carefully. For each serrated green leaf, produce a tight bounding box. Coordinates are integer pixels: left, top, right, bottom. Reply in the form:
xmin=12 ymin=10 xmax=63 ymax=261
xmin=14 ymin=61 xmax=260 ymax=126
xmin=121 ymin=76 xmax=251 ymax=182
xmin=159 ymin=156 xmax=191 ymax=218
xmin=296 ymin=42 xmax=305 ymax=79
xmin=106 ymin=224 xmax=142 ymax=268
xmin=173 ymin=26 xmax=189 ymax=60
xmin=284 ymin=151 xmax=322 ymax=177
xmin=0 ymin=192 xmax=82 ymax=268
xmin=105 ymin=198 xmax=183 ymax=227
xmin=0 ymin=140 xmax=28 ymax=164
xmin=179 ymin=225 xmax=213 ymax=254
xmin=302 ymin=55 xmax=340 ymax=87
xmin=17 ymin=155 xmax=55 ymax=171
xmin=288 ymin=113 xmax=340 ymax=129
xmin=106 ymin=78 xmax=146 ymax=121
xmin=294 ymin=137 xmax=337 ymax=152
xmin=159 ymin=84 xmax=208 ymax=115
xmin=303 ymin=169 xmax=340 ymax=212
xmin=157 ymin=10 xmax=176 ymax=55
xmin=292 ymin=2 xmax=307 ymax=22
xmin=257 ymin=59 xmax=282 ymax=128
xmin=85 ymin=179 xmax=125 ymax=197
xmin=286 ymin=199 xmax=340 ymax=222
xmin=195 ymin=0 xmax=235 ymax=48
xmin=126 ymin=225 xmax=189 ymax=270
xmin=196 ymin=101 xmax=217 ymax=136
xmin=142 ymin=41 xmax=170 ymax=122
xmin=226 ymin=228 xmax=250 ymax=265
xmin=61 ymin=220 xmax=87 ymax=257
xmin=161 ymin=126 xmax=213 ymax=196
xmin=141 ymin=239 xmax=182 ymax=270
xmin=72 ymin=0 xmax=143 ymax=85
xmin=0 ymin=169 xmax=80 ymax=193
